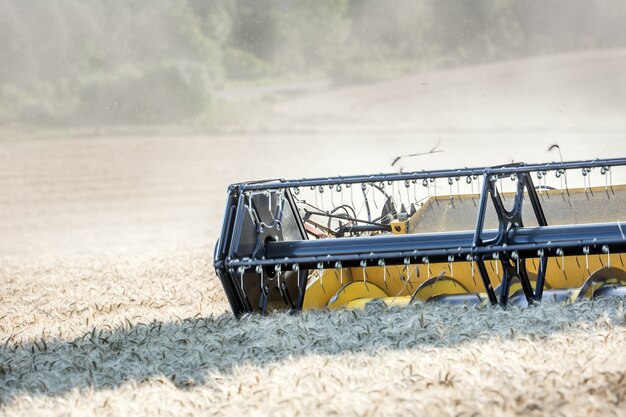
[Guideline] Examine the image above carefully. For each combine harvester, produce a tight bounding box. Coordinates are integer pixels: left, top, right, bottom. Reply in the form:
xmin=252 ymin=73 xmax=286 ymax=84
xmin=214 ymin=158 xmax=626 ymax=316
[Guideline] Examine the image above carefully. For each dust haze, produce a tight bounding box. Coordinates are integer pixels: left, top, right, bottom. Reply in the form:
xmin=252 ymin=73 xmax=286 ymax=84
xmin=2 ymin=2 xmax=626 ymax=416
xmin=2 ymin=0 xmax=626 ymax=130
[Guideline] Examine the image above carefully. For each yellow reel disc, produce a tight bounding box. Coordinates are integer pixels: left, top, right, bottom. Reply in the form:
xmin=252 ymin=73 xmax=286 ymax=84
xmin=412 ymin=276 xmax=470 ymax=301
xmin=494 ymin=277 xmax=537 ymax=299
xmin=328 ymin=281 xmax=388 ymax=309
xmin=571 ymin=267 xmax=626 ymax=302
xmin=345 ymin=296 xmax=413 ymax=310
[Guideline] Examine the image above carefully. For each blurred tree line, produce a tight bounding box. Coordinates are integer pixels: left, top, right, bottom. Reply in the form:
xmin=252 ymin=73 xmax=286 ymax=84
xmin=1 ymin=0 xmax=625 ymax=127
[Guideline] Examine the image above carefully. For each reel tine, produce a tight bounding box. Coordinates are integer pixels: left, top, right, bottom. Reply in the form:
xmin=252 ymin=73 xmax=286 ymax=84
xmin=493 ymin=252 xmax=499 ymax=278
xmin=403 ymin=257 xmax=414 ymax=291
xmin=275 ymin=264 xmax=283 ymax=296
xmin=583 ymin=246 xmax=590 ymax=275
xmin=316 ymin=270 xmax=326 ymax=294
xmin=412 ymin=262 xmax=419 ymax=289
xmin=513 ymin=251 xmax=520 ymax=276
xmin=292 ymin=263 xmax=300 ymax=290
xmin=422 ymin=178 xmax=430 ymax=199
xmin=405 ymin=180 xmax=411 ymax=207
xmin=582 ymin=167 xmax=593 ymax=197
xmin=360 ymin=259 xmax=368 ymax=285
xmin=240 ymin=266 xmax=248 ymax=300
xmin=601 ymin=165 xmax=615 ymax=197
xmin=378 ymin=259 xmax=388 ymax=290
xmin=466 ymin=254 xmax=477 ymax=287
xmin=602 ymin=245 xmax=611 ymax=269
xmin=466 ymin=175 xmax=474 ymax=196
xmin=422 ymin=256 xmax=431 ymax=280
xmin=317 ymin=262 xmax=325 ymax=289
xmin=334 ymin=261 xmax=343 ymax=286
xmin=556 ymin=169 xmax=565 ymax=196
xmin=337 ymin=183 xmax=344 ymax=206
xmin=348 ymin=182 xmax=354 ymax=208
xmin=557 ymin=248 xmax=564 ymax=272
xmin=255 ymin=265 xmax=263 ymax=294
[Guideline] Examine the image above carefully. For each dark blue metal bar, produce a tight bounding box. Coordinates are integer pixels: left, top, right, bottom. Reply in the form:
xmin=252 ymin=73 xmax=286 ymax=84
xmin=222 ymin=222 xmax=626 ymax=270
xmin=475 ymin=258 xmax=498 ymax=304
xmin=523 ymin=172 xmax=550 ymax=300
xmin=238 ymin=157 xmax=626 ymax=191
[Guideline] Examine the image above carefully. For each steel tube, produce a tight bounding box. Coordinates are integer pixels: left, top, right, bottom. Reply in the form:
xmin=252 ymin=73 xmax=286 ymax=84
xmin=220 ymin=222 xmax=626 ymax=270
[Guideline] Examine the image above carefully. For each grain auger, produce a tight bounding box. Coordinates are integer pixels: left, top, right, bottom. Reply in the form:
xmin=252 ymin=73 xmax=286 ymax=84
xmin=214 ymin=157 xmax=626 ymax=316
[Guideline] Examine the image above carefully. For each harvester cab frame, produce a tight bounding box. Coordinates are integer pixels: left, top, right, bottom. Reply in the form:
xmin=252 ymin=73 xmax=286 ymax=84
xmin=214 ymin=157 xmax=626 ymax=316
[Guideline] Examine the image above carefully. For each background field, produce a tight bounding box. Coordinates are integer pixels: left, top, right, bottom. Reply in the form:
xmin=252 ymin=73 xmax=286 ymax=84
xmin=2 ymin=2 xmax=626 ymax=416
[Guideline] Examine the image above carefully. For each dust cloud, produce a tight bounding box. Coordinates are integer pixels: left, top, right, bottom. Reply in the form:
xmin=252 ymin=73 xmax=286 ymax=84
xmin=1 ymin=0 xmax=626 ymax=130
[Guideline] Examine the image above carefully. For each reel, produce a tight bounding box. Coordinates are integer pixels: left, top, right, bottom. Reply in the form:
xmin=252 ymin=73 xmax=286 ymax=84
xmin=214 ymin=158 xmax=626 ymax=316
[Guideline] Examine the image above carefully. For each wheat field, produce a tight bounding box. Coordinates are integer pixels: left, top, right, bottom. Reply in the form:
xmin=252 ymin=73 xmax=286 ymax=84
xmin=2 ymin=250 xmax=626 ymax=416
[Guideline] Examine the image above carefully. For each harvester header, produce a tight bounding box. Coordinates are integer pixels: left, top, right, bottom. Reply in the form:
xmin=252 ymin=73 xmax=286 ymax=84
xmin=214 ymin=157 xmax=626 ymax=316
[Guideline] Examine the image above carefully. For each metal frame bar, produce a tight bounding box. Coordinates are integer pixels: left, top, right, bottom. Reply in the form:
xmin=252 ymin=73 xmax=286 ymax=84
xmin=227 ymin=223 xmax=626 ymax=268
xmin=238 ymin=158 xmax=626 ymax=191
